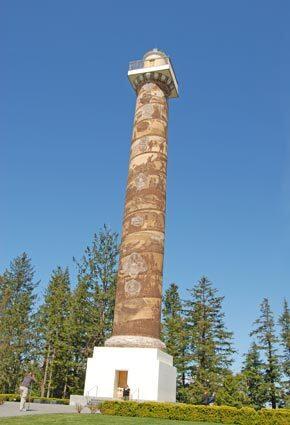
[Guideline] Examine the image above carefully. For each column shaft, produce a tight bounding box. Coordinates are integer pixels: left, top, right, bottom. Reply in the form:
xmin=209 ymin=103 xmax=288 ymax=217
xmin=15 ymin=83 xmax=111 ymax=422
xmin=106 ymin=81 xmax=168 ymax=348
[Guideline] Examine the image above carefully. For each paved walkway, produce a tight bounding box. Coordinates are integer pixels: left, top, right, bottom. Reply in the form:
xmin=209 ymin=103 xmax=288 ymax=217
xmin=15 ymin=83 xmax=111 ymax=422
xmin=0 ymin=401 xmax=81 ymax=417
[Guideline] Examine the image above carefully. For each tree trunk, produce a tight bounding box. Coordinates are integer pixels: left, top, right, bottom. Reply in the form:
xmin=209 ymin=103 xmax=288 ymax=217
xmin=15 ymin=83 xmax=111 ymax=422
xmin=271 ymin=383 xmax=277 ymax=409
xmin=268 ymin=340 xmax=277 ymax=409
xmin=182 ymin=372 xmax=185 ymax=387
xmin=41 ymin=344 xmax=51 ymax=397
xmin=63 ymin=372 xmax=68 ymax=399
xmin=46 ymin=347 xmax=56 ymax=398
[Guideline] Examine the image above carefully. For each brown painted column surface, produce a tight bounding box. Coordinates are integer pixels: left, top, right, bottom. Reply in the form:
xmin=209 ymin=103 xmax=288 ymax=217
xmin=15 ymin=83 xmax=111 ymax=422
xmin=105 ymin=70 xmax=172 ymax=349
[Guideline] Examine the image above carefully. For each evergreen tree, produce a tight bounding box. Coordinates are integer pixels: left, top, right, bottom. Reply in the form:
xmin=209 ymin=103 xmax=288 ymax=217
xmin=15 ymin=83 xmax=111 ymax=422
xmin=242 ymin=342 xmax=268 ymax=408
xmin=183 ymin=276 xmax=234 ymax=404
xmin=65 ymin=226 xmax=118 ymax=394
xmin=215 ymin=372 xmax=250 ymax=408
xmin=0 ymin=253 xmax=37 ymax=393
xmin=64 ymin=277 xmax=97 ymax=394
xmin=162 ymin=283 xmax=189 ymax=390
xmin=250 ymin=298 xmax=281 ymax=409
xmin=278 ymin=299 xmax=290 ymax=379
xmin=37 ymin=267 xmax=71 ymax=398
xmin=278 ymin=299 xmax=290 ymax=407
xmin=73 ymin=225 xmax=118 ymax=346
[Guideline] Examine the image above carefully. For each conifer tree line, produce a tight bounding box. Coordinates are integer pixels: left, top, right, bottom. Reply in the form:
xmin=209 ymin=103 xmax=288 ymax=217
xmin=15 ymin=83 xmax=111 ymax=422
xmin=162 ymin=282 xmax=289 ymax=409
xmin=0 ymin=226 xmax=118 ymax=399
xmin=0 ymin=226 xmax=289 ymax=409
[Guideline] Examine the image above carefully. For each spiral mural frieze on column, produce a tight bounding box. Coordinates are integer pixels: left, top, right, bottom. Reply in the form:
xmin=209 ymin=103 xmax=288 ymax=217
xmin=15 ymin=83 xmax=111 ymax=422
xmin=107 ymin=81 xmax=169 ymax=345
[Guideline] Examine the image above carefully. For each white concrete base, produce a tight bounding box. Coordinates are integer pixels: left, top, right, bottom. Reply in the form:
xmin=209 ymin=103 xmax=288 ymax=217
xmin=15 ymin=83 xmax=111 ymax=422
xmin=83 ymin=346 xmax=176 ymax=402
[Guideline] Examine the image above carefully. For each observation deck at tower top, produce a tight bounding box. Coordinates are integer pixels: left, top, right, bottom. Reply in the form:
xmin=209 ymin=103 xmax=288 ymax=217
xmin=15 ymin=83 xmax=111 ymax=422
xmin=128 ymin=49 xmax=179 ymax=98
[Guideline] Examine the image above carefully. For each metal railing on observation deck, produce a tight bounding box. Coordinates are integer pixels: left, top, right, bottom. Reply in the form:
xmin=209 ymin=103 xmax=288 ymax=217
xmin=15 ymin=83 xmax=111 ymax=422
xmin=128 ymin=56 xmax=178 ymax=87
xmin=129 ymin=56 xmax=171 ymax=71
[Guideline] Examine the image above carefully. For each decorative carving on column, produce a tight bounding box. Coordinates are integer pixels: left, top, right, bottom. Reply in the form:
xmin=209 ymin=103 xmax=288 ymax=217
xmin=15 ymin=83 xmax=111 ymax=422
xmin=105 ymin=50 xmax=178 ymax=350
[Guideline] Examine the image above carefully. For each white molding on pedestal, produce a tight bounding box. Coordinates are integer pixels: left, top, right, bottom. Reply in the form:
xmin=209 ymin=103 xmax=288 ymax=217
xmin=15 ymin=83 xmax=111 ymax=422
xmin=83 ymin=346 xmax=176 ymax=402
xmin=105 ymin=335 xmax=165 ymax=349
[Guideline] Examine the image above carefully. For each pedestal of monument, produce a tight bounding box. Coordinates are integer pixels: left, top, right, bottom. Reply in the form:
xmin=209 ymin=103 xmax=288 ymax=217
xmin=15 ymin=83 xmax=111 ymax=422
xmin=83 ymin=346 xmax=176 ymax=402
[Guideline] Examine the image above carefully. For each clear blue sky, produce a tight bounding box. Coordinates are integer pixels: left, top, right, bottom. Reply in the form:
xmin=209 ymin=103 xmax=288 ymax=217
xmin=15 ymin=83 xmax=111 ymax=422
xmin=1 ymin=0 xmax=290 ymax=370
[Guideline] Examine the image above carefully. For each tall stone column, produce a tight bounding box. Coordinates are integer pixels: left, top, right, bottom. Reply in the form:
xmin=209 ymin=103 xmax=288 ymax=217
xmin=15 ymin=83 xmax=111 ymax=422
xmin=106 ymin=82 xmax=167 ymax=349
xmin=81 ymin=50 xmax=179 ymax=402
xmin=105 ymin=49 xmax=178 ymax=350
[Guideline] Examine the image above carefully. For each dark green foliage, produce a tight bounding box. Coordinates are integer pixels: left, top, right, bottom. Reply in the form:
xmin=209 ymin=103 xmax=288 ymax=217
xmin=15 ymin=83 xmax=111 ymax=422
xmin=250 ymin=298 xmax=281 ymax=409
xmin=73 ymin=225 xmax=119 ymax=345
xmin=162 ymin=283 xmax=189 ymax=390
xmin=0 ymin=227 xmax=119 ymax=399
xmin=242 ymin=342 xmax=268 ymax=408
xmin=31 ymin=226 xmax=119 ymax=397
xmin=278 ymin=299 xmax=290 ymax=407
xmin=64 ymin=278 xmax=95 ymax=394
xmin=279 ymin=299 xmax=290 ymax=379
xmin=68 ymin=225 xmax=119 ymax=393
xmin=36 ymin=267 xmax=71 ymax=398
xmin=100 ymin=400 xmax=290 ymax=425
xmin=0 ymin=253 xmax=37 ymax=393
xmin=183 ymin=276 xmax=235 ymax=404
xmin=215 ymin=373 xmax=250 ymax=408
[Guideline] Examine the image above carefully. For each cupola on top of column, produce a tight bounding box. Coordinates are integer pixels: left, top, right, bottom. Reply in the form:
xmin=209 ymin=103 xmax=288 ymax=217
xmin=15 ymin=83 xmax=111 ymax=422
xmin=128 ymin=48 xmax=179 ymax=98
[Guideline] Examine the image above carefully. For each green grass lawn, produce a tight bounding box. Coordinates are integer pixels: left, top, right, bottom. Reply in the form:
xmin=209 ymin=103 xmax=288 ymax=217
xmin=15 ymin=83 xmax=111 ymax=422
xmin=0 ymin=414 xmax=225 ymax=425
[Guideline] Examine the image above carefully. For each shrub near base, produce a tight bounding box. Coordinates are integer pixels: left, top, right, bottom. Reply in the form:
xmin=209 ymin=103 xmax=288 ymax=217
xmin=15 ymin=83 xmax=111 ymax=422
xmin=259 ymin=409 xmax=290 ymax=425
xmin=0 ymin=394 xmax=20 ymax=402
xmin=0 ymin=394 xmax=69 ymax=405
xmin=100 ymin=401 xmax=290 ymax=425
